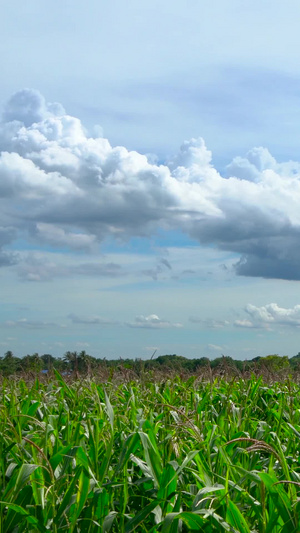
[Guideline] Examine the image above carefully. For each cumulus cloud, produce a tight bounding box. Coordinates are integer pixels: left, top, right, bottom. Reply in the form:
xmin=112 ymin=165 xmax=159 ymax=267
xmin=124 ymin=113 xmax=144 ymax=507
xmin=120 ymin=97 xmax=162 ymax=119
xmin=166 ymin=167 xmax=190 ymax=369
xmin=234 ymin=303 xmax=300 ymax=329
xmin=126 ymin=314 xmax=183 ymax=329
xmin=2 ymin=88 xmax=300 ymax=279
xmin=2 ymin=89 xmax=65 ymax=127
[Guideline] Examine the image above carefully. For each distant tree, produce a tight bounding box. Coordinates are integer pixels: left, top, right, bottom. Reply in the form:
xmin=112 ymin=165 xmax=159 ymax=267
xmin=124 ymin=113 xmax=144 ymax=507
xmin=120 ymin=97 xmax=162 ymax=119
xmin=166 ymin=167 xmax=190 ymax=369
xmin=259 ymin=354 xmax=290 ymax=373
xmin=63 ymin=351 xmax=79 ymax=376
xmin=77 ymin=350 xmax=96 ymax=375
xmin=289 ymin=352 xmax=300 ymax=369
xmin=0 ymin=351 xmax=20 ymax=376
xmin=185 ymin=357 xmax=210 ymax=372
xmin=53 ymin=357 xmax=66 ymax=371
xmin=41 ymin=353 xmax=56 ymax=372
xmin=21 ymin=353 xmax=42 ymax=374
xmin=155 ymin=354 xmax=187 ymax=370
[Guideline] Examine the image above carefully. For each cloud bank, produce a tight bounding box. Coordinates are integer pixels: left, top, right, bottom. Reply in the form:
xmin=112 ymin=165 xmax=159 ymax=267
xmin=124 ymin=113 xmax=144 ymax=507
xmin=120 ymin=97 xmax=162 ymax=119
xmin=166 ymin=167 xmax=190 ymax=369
xmin=1 ymin=88 xmax=300 ymax=280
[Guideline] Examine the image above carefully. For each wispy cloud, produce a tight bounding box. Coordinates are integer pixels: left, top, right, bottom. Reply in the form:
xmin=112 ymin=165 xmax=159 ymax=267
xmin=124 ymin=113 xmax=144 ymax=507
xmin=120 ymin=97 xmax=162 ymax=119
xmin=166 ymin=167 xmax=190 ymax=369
xmin=68 ymin=314 xmax=119 ymax=326
xmin=3 ymin=318 xmax=63 ymax=329
xmin=17 ymin=253 xmax=124 ymax=282
xmin=207 ymin=344 xmax=225 ymax=352
xmin=189 ymin=317 xmax=230 ymax=329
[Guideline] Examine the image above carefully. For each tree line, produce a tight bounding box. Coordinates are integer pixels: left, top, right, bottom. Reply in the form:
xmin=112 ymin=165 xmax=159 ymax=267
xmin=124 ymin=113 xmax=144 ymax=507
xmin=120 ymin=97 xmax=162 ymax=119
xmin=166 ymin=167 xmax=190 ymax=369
xmin=0 ymin=350 xmax=300 ymax=377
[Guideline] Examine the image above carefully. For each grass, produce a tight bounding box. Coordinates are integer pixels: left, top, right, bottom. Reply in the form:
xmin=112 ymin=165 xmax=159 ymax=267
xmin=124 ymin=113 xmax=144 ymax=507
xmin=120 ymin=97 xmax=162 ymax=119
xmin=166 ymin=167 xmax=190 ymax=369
xmin=0 ymin=372 xmax=300 ymax=531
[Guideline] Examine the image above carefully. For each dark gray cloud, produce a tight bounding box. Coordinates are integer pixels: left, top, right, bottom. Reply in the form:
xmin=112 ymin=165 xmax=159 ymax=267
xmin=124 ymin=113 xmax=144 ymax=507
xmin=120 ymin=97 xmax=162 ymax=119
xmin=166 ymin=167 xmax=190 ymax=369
xmin=2 ymin=88 xmax=300 ymax=281
xmin=233 ymin=231 xmax=300 ymax=280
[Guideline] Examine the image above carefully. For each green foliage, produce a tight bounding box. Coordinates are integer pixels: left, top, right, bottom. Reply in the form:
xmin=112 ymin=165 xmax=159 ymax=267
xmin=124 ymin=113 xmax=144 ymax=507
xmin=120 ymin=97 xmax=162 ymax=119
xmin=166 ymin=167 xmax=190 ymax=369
xmin=0 ymin=350 xmax=297 ymax=378
xmin=259 ymin=354 xmax=290 ymax=372
xmin=1 ymin=375 xmax=300 ymax=531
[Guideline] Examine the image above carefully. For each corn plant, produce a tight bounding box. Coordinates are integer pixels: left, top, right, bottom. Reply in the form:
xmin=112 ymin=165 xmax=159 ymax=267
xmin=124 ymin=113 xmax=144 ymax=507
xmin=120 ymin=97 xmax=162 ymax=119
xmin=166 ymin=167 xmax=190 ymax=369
xmin=0 ymin=373 xmax=300 ymax=531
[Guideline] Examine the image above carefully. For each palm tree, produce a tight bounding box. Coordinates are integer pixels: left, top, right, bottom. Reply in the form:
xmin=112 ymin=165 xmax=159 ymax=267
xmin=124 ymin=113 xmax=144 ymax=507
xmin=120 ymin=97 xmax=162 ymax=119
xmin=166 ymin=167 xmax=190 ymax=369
xmin=63 ymin=351 xmax=79 ymax=377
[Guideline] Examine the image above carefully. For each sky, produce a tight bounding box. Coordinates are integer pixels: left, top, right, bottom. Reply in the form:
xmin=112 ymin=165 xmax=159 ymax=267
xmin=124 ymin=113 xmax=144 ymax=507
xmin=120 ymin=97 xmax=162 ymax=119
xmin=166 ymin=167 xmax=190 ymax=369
xmin=1 ymin=1 xmax=300 ymax=360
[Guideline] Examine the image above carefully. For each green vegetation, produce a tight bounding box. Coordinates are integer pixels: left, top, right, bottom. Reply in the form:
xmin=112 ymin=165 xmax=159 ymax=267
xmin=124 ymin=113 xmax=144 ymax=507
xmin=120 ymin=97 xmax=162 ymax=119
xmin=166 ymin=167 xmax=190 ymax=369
xmin=1 ymin=373 xmax=300 ymax=531
xmin=1 ymin=350 xmax=300 ymax=378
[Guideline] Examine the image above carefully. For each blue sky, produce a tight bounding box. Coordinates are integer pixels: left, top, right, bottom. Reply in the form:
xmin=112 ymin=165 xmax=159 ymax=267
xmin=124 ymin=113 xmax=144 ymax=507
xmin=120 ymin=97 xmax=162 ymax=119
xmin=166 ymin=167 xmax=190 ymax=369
xmin=1 ymin=0 xmax=300 ymax=360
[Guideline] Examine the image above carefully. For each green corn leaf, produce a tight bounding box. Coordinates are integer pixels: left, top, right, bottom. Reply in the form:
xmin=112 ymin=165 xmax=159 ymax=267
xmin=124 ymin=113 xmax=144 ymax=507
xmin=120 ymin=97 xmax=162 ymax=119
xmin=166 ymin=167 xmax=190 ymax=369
xmin=125 ymin=500 xmax=162 ymax=532
xmin=71 ymin=468 xmax=91 ymax=523
xmin=162 ymin=511 xmax=206 ymax=532
xmin=2 ymin=486 xmax=33 ymax=532
xmin=192 ymin=484 xmax=225 ymax=511
xmin=0 ymin=500 xmax=47 ymax=533
xmin=54 ymin=467 xmax=81 ymax=523
xmin=14 ymin=464 xmax=40 ymax=495
xmin=259 ymin=471 xmax=295 ymax=532
xmin=157 ymin=463 xmax=177 ymax=506
xmin=102 ymin=511 xmax=118 ymax=532
xmin=114 ymin=432 xmax=140 ymax=476
xmin=53 ymin=369 xmax=75 ymax=398
xmin=104 ymin=391 xmax=114 ymax=430
xmin=226 ymin=500 xmax=250 ymax=533
xmin=139 ymin=431 xmax=162 ymax=487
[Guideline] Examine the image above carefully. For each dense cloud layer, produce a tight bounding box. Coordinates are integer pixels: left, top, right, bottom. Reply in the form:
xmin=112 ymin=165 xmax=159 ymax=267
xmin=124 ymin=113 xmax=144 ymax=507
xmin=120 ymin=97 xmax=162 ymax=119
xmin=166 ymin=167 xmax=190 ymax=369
xmin=1 ymin=89 xmax=300 ymax=280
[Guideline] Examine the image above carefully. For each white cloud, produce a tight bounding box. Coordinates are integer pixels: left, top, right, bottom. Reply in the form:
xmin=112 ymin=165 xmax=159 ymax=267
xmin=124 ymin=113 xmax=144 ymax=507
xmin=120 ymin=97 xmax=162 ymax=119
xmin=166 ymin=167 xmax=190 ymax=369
xmin=2 ymin=88 xmax=300 ymax=280
xmin=234 ymin=303 xmax=300 ymax=329
xmin=0 ymin=151 xmax=79 ymax=198
xmin=233 ymin=319 xmax=256 ymax=328
xmin=126 ymin=314 xmax=183 ymax=329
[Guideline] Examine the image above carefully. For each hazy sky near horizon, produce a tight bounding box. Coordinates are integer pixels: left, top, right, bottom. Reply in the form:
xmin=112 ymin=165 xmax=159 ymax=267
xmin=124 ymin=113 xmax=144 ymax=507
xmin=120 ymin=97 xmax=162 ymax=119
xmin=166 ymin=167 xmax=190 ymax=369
xmin=1 ymin=0 xmax=300 ymax=360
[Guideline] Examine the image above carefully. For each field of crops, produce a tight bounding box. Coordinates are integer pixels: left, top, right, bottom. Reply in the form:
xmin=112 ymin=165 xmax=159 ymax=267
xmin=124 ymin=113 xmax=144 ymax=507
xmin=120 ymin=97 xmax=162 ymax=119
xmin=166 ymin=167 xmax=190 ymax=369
xmin=1 ymin=373 xmax=300 ymax=532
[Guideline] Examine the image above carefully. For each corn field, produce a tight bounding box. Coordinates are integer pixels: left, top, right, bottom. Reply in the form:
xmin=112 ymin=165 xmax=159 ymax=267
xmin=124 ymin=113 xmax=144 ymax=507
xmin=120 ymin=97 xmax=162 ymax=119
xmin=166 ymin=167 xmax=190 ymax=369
xmin=1 ymin=372 xmax=300 ymax=532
